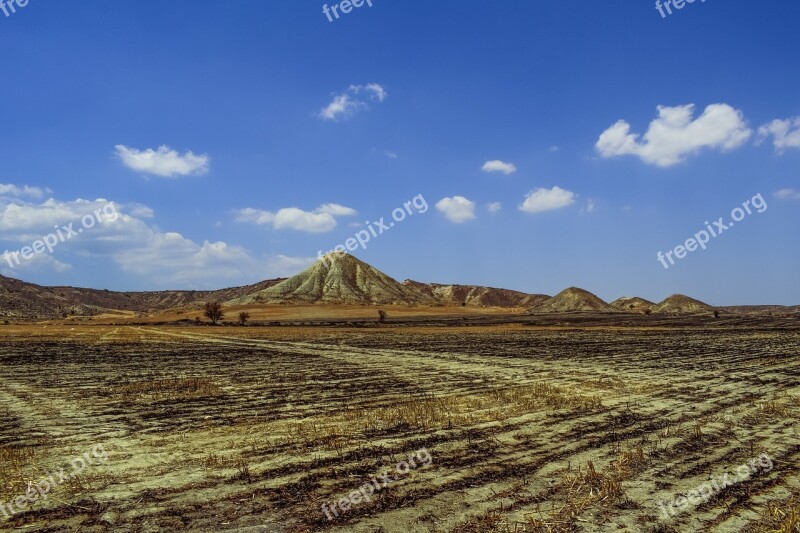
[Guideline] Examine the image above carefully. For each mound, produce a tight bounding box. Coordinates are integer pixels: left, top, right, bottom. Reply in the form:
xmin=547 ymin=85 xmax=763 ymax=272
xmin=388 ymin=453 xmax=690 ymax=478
xmin=404 ymin=280 xmax=550 ymax=308
xmin=610 ymin=296 xmax=655 ymax=313
xmin=651 ymin=294 xmax=714 ymax=315
xmin=229 ymin=252 xmax=433 ymax=305
xmin=530 ymin=287 xmax=619 ymax=313
xmin=0 ymin=273 xmax=285 ymax=320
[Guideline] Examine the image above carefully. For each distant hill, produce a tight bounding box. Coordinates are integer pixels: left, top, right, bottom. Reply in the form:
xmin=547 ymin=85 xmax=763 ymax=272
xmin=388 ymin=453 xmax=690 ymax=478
xmin=0 ymin=274 xmax=284 ymax=320
xmin=0 ymin=254 xmax=783 ymax=320
xmin=651 ymin=294 xmax=714 ymax=315
xmin=228 ymin=253 xmax=552 ymax=307
xmin=610 ymin=296 xmax=655 ymax=313
xmin=404 ymin=280 xmax=550 ymax=308
xmin=530 ymin=287 xmax=620 ymax=313
xmin=229 ymin=252 xmax=432 ymax=306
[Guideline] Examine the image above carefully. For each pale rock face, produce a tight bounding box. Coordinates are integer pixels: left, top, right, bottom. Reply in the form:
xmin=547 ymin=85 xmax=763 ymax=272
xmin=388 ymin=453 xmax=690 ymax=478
xmin=230 ymin=253 xmax=436 ymax=306
xmin=228 ymin=253 xmax=551 ymax=307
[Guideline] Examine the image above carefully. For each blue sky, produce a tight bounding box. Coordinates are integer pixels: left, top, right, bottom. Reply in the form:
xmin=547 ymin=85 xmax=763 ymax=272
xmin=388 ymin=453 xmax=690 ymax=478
xmin=0 ymin=0 xmax=798 ymax=305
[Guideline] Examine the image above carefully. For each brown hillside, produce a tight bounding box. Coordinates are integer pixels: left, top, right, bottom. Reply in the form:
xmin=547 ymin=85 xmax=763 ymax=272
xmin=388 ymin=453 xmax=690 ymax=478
xmin=404 ymin=280 xmax=550 ymax=308
xmin=651 ymin=294 xmax=714 ymax=315
xmin=530 ymin=287 xmax=619 ymax=313
xmin=610 ymin=296 xmax=655 ymax=313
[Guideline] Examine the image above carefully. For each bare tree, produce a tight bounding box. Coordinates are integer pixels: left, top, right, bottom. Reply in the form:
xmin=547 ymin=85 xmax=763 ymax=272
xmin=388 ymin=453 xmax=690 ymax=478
xmin=203 ymin=301 xmax=224 ymax=325
xmin=238 ymin=311 xmax=250 ymax=326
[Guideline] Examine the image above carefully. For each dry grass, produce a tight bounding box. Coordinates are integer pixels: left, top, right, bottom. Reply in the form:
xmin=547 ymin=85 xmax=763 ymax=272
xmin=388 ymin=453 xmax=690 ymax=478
xmin=0 ymin=446 xmax=35 ymax=500
xmin=753 ymin=493 xmax=800 ymax=532
xmin=265 ymin=383 xmax=605 ymax=453
xmin=455 ymin=453 xmax=640 ymax=533
xmin=99 ymin=376 xmax=222 ymax=402
xmin=0 ymin=321 xmax=797 ymax=531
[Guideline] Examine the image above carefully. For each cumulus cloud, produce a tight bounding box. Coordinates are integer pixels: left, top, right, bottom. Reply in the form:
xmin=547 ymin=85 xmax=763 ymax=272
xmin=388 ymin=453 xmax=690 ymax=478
xmin=314 ymin=203 xmax=358 ymax=217
xmin=758 ymin=117 xmax=800 ymax=153
xmin=1 ymin=252 xmax=71 ymax=276
xmin=350 ymin=83 xmax=387 ymax=102
xmin=319 ymin=83 xmax=387 ymax=121
xmin=234 ymin=203 xmax=357 ymax=233
xmin=0 ymin=184 xmax=52 ymax=199
xmin=774 ymin=188 xmax=800 ymax=200
xmin=487 ymin=202 xmax=502 ymax=213
xmin=126 ymin=203 xmax=155 ymax=218
xmin=435 ymin=196 xmax=476 ymax=223
xmin=0 ymin=192 xmax=260 ymax=285
xmin=115 ymin=145 xmax=210 ymax=178
xmin=481 ymin=160 xmax=517 ymax=175
xmin=595 ymin=104 xmax=752 ymax=167
xmin=519 ymin=186 xmax=576 ymax=213
xmin=265 ymin=255 xmax=315 ymax=277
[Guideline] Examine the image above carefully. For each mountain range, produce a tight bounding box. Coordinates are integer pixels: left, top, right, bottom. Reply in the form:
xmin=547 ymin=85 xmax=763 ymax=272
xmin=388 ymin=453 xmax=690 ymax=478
xmin=0 ymin=252 xmax=795 ymax=321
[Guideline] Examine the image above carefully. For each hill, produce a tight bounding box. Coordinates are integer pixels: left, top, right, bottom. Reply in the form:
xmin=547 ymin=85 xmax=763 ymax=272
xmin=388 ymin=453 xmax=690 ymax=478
xmin=228 ymin=252 xmax=432 ymax=306
xmin=651 ymin=294 xmax=714 ymax=315
xmin=610 ymin=296 xmax=655 ymax=313
xmin=0 ymin=274 xmax=284 ymax=320
xmin=530 ymin=287 xmax=620 ymax=313
xmin=404 ymin=280 xmax=550 ymax=308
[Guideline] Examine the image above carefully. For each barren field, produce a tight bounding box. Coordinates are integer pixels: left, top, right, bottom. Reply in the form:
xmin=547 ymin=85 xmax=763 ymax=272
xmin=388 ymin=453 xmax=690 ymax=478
xmin=1 ymin=316 xmax=799 ymax=532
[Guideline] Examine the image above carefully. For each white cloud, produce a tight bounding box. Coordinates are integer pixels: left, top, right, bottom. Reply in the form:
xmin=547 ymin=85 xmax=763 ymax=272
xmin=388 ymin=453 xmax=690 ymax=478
xmin=113 ymin=235 xmax=257 ymax=285
xmin=115 ymin=145 xmax=210 ymax=178
xmin=0 ymin=193 xmax=334 ymax=287
xmin=487 ymin=202 xmax=502 ymax=213
xmin=318 ymin=94 xmax=364 ymax=121
xmin=519 ymin=186 xmax=576 ymax=213
xmin=595 ymin=104 xmax=752 ymax=167
xmin=481 ymin=160 xmax=517 ymax=175
xmin=581 ymin=199 xmax=596 ymax=214
xmin=126 ymin=203 xmax=155 ymax=218
xmin=774 ymin=188 xmax=800 ymax=200
xmin=265 ymin=255 xmax=315 ymax=277
xmin=758 ymin=117 xmax=800 ymax=153
xmin=1 ymin=252 xmax=71 ymax=276
xmin=0 ymin=195 xmax=262 ymax=285
xmin=234 ymin=203 xmax=357 ymax=233
xmin=0 ymin=184 xmax=52 ymax=199
xmin=319 ymin=83 xmax=387 ymax=121
xmin=436 ymin=196 xmax=476 ymax=223
xmin=314 ymin=203 xmax=358 ymax=217
xmin=350 ymin=83 xmax=387 ymax=102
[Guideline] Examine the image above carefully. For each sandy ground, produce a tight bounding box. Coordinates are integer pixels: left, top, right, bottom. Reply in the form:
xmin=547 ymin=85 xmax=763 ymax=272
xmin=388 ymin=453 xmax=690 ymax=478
xmin=0 ymin=317 xmax=798 ymax=532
